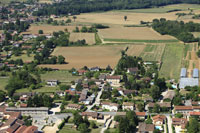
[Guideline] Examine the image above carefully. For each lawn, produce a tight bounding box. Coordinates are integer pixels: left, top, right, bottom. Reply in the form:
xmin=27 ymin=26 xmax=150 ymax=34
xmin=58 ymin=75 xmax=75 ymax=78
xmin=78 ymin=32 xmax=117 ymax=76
xmin=103 ymin=38 xmax=179 ymax=43
xmin=0 ymin=78 xmax=9 ymax=91
xmin=59 ymin=125 xmax=79 ymax=133
xmin=159 ymin=44 xmax=184 ymax=80
xmin=41 ymin=70 xmax=80 ymax=83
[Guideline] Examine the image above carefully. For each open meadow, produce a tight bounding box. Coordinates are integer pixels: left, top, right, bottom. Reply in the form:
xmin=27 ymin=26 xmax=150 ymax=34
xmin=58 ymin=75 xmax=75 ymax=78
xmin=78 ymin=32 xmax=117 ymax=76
xmin=98 ymin=26 xmax=178 ymax=43
xmin=39 ymin=44 xmax=146 ymax=69
xmin=69 ymin=33 xmax=95 ymax=45
xmin=0 ymin=78 xmax=9 ymax=91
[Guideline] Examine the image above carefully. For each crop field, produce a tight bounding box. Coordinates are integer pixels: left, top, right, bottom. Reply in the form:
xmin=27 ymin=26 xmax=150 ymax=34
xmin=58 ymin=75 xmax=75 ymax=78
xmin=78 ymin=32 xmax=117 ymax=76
xmin=21 ymin=25 xmax=81 ymax=35
xmin=98 ymin=27 xmax=177 ymax=43
xmin=39 ymin=44 xmax=146 ymax=69
xmin=140 ymin=44 xmax=165 ymax=61
xmin=192 ymin=32 xmax=200 ymax=38
xmin=38 ymin=0 xmax=52 ymax=4
xmin=159 ymin=44 xmax=184 ymax=80
xmin=16 ymin=86 xmax=60 ymax=93
xmin=69 ymin=33 xmax=95 ymax=45
xmin=41 ymin=70 xmax=80 ymax=83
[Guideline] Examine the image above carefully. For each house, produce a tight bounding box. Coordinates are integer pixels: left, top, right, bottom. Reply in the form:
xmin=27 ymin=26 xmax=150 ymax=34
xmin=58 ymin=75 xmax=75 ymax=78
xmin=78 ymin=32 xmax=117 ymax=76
xmin=174 ymin=106 xmax=197 ymax=114
xmin=136 ymin=112 xmax=146 ymax=119
xmin=84 ymin=94 xmax=95 ymax=105
xmin=81 ymin=112 xmax=103 ymax=121
xmin=101 ymin=102 xmax=119 ymax=111
xmin=123 ymin=90 xmax=136 ymax=96
xmin=138 ymin=122 xmax=154 ymax=133
xmin=189 ymin=112 xmax=200 ymax=117
xmin=79 ymin=89 xmax=88 ymax=102
xmin=90 ymin=67 xmax=100 ymax=72
xmin=127 ymin=67 xmax=138 ymax=75
xmin=66 ymin=104 xmax=83 ymax=110
xmin=122 ymin=102 xmax=134 ymax=111
xmin=99 ymin=74 xmax=107 ymax=81
xmin=20 ymin=103 xmax=27 ymax=108
xmin=56 ymin=91 xmax=65 ymax=97
xmin=172 ymin=118 xmax=187 ymax=132
xmin=147 ymin=102 xmax=171 ymax=112
xmin=47 ymin=80 xmax=58 ymax=86
xmin=106 ymin=76 xmax=121 ymax=86
xmin=77 ymin=69 xmax=87 ymax=75
xmin=152 ymin=115 xmax=166 ymax=126
xmin=163 ymin=90 xmax=175 ymax=100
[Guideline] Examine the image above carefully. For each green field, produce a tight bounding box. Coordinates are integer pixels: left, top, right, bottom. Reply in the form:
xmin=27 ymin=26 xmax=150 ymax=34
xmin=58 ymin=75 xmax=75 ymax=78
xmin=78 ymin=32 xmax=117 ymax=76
xmin=104 ymin=38 xmax=179 ymax=43
xmin=0 ymin=0 xmax=27 ymax=5
xmin=10 ymin=52 xmax=34 ymax=62
xmin=59 ymin=125 xmax=101 ymax=133
xmin=0 ymin=78 xmax=9 ymax=91
xmin=159 ymin=44 xmax=184 ymax=80
xmin=183 ymin=44 xmax=193 ymax=58
xmin=41 ymin=70 xmax=80 ymax=83
xmin=140 ymin=44 xmax=166 ymax=61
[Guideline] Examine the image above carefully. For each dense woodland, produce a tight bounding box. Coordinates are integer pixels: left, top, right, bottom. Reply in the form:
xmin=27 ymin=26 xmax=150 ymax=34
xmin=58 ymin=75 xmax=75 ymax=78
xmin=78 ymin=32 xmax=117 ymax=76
xmin=152 ymin=18 xmax=200 ymax=42
xmin=33 ymin=0 xmax=200 ymax=16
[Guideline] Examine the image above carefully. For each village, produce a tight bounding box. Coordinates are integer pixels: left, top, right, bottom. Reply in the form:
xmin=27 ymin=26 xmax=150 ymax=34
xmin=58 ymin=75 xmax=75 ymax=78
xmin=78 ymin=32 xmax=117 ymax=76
xmin=1 ymin=0 xmax=200 ymax=133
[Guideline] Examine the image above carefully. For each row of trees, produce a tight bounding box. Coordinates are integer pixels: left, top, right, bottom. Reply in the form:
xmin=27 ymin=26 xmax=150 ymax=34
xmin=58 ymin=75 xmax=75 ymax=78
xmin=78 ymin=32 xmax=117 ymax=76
xmin=33 ymin=0 xmax=200 ymax=16
xmin=152 ymin=18 xmax=200 ymax=42
xmin=27 ymin=94 xmax=53 ymax=108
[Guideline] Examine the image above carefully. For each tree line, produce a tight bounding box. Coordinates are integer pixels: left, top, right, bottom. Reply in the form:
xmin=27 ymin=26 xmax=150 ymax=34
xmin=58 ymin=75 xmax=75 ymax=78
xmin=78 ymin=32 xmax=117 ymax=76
xmin=152 ymin=18 xmax=200 ymax=42
xmin=33 ymin=0 xmax=200 ymax=16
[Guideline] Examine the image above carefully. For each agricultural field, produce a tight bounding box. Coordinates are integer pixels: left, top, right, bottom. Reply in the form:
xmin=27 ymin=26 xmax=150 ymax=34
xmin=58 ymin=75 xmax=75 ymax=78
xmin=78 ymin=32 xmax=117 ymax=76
xmin=140 ymin=44 xmax=166 ymax=62
xmin=39 ymin=44 xmax=146 ymax=69
xmin=0 ymin=0 xmax=26 ymax=5
xmin=38 ymin=0 xmax=52 ymax=4
xmin=69 ymin=33 xmax=95 ymax=45
xmin=41 ymin=70 xmax=80 ymax=83
xmin=98 ymin=27 xmax=178 ymax=43
xmin=192 ymin=32 xmax=200 ymax=38
xmin=21 ymin=25 xmax=81 ymax=35
xmin=16 ymin=86 xmax=60 ymax=93
xmin=159 ymin=44 xmax=184 ymax=80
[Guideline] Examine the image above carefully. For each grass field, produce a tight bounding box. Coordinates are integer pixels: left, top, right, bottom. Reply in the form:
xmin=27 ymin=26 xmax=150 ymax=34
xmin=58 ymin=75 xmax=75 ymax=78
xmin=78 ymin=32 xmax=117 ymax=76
xmin=183 ymin=44 xmax=193 ymax=58
xmin=38 ymin=0 xmax=52 ymax=3
xmin=59 ymin=125 xmax=101 ymax=133
xmin=159 ymin=44 xmax=184 ymax=80
xmin=0 ymin=0 xmax=26 ymax=5
xmin=0 ymin=78 xmax=9 ymax=91
xmin=16 ymin=86 xmax=60 ymax=93
xmin=140 ymin=44 xmax=166 ymax=61
xmin=41 ymin=70 xmax=80 ymax=83
xmin=98 ymin=27 xmax=176 ymax=42
xmin=39 ymin=44 xmax=145 ymax=69
xmin=69 ymin=33 xmax=95 ymax=45
xmin=103 ymin=39 xmax=178 ymax=43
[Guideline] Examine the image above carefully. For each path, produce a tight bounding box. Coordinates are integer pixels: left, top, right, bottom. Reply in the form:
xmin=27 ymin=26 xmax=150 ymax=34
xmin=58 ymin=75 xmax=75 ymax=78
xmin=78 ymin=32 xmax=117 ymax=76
xmin=167 ymin=116 xmax=172 ymax=133
xmin=100 ymin=116 xmax=113 ymax=133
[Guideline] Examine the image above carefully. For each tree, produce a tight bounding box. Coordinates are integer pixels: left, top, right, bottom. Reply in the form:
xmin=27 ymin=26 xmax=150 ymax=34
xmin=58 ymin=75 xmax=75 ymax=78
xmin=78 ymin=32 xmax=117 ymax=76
xmin=137 ymin=103 xmax=144 ymax=112
xmin=187 ymin=117 xmax=200 ymax=133
xmin=73 ymin=112 xmax=84 ymax=128
xmin=57 ymin=55 xmax=65 ymax=64
xmin=90 ymin=121 xmax=96 ymax=129
xmin=38 ymin=30 xmax=43 ymax=34
xmin=76 ymin=83 xmax=83 ymax=91
xmin=150 ymin=85 xmax=161 ymax=101
xmin=145 ymin=115 xmax=152 ymax=124
xmin=124 ymin=16 xmax=127 ymax=21
xmin=73 ymin=16 xmax=77 ymax=22
xmin=78 ymin=123 xmax=89 ymax=133
xmin=152 ymin=104 xmax=160 ymax=113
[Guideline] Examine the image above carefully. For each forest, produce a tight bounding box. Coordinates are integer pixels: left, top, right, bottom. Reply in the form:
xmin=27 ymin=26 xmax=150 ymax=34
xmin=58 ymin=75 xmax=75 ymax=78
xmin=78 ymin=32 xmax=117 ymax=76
xmin=152 ymin=18 xmax=200 ymax=42
xmin=33 ymin=0 xmax=200 ymax=16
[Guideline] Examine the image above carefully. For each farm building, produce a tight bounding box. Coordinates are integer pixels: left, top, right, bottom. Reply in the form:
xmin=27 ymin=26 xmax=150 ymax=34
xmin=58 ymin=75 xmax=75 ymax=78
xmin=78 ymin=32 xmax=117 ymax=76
xmin=180 ymin=68 xmax=187 ymax=78
xmin=193 ymin=68 xmax=199 ymax=78
xmin=179 ymin=68 xmax=199 ymax=89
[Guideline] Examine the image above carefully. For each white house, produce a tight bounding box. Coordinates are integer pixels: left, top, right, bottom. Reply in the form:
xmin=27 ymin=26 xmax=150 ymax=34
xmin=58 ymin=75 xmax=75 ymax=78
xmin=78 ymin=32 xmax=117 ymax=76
xmin=122 ymin=102 xmax=134 ymax=111
xmin=106 ymin=76 xmax=121 ymax=86
xmin=102 ymin=102 xmax=119 ymax=111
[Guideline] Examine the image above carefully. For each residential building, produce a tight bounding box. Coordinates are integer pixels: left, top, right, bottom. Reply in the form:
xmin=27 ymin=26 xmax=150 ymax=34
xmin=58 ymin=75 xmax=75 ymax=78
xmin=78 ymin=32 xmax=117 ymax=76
xmin=172 ymin=118 xmax=187 ymax=132
xmin=127 ymin=67 xmax=138 ymax=75
xmin=138 ymin=122 xmax=154 ymax=133
xmin=47 ymin=80 xmax=58 ymax=86
xmin=106 ymin=76 xmax=121 ymax=86
xmin=152 ymin=115 xmax=166 ymax=126
xmin=81 ymin=112 xmax=103 ymax=121
xmin=122 ymin=102 xmax=134 ymax=111
xmin=66 ymin=104 xmax=83 ymax=110
xmin=101 ymin=102 xmax=119 ymax=111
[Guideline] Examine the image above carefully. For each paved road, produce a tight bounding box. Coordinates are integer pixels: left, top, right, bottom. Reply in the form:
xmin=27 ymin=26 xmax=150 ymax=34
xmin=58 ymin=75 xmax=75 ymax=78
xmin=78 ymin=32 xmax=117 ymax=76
xmin=101 ymin=116 xmax=113 ymax=133
xmin=167 ymin=116 xmax=173 ymax=133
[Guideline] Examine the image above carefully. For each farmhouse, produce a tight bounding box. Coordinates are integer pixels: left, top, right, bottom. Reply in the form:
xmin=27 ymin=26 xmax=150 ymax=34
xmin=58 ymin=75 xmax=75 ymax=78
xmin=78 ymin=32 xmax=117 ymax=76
xmin=101 ymin=102 xmax=119 ymax=111
xmin=106 ymin=75 xmax=121 ymax=86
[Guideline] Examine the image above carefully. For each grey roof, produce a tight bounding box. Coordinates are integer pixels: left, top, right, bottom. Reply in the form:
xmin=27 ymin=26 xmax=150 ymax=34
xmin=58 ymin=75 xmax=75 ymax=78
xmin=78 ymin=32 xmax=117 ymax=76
xmin=6 ymin=107 xmax=49 ymax=111
xmin=179 ymin=78 xmax=199 ymax=89
xmin=180 ymin=68 xmax=187 ymax=78
xmin=193 ymin=68 xmax=199 ymax=78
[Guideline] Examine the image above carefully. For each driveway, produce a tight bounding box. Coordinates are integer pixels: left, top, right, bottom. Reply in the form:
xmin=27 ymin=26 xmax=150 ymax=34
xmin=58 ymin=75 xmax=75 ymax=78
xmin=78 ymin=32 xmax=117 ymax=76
xmin=167 ymin=116 xmax=173 ymax=133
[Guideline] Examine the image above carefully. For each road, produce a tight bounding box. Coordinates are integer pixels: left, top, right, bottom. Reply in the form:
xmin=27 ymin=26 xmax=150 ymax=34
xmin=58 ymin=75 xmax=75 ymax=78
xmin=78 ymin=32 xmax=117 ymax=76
xmin=86 ymin=84 xmax=104 ymax=111
xmin=100 ymin=116 xmax=114 ymax=133
xmin=167 ymin=116 xmax=173 ymax=133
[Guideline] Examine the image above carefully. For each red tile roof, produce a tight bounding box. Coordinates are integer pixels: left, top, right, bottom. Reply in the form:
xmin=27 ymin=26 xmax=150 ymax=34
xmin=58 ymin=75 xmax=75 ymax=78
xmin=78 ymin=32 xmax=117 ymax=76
xmin=189 ymin=112 xmax=200 ymax=116
xmin=136 ymin=112 xmax=146 ymax=116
